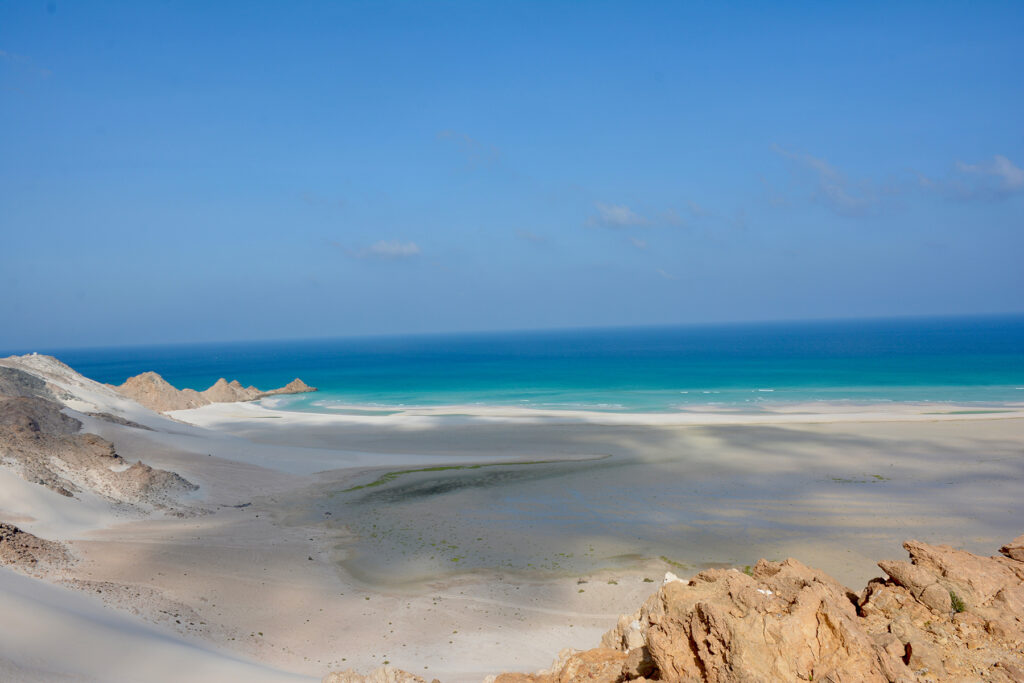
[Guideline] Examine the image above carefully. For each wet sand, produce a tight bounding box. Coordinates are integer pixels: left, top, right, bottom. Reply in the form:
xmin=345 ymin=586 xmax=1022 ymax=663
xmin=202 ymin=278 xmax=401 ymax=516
xmin=5 ymin=386 xmax=1024 ymax=681
xmin=215 ymin=409 xmax=1024 ymax=591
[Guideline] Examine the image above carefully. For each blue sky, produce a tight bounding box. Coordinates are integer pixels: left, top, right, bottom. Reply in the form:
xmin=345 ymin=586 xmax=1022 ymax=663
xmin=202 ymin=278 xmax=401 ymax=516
xmin=2 ymin=1 xmax=1022 ymax=349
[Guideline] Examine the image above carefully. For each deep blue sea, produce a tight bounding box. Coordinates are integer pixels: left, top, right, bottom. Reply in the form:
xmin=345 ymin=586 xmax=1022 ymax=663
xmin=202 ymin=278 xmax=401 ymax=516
xmin=22 ymin=315 xmax=1024 ymax=413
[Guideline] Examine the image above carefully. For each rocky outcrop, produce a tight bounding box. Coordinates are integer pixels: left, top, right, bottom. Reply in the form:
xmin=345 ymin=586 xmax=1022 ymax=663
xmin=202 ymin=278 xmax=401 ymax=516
xmin=0 ymin=393 xmax=196 ymax=508
xmin=331 ymin=535 xmax=1024 ymax=683
xmin=263 ymin=377 xmax=316 ymax=396
xmin=111 ymin=371 xmax=207 ymax=412
xmin=323 ymin=666 xmax=433 ymax=683
xmin=0 ymin=522 xmax=72 ymax=574
xmin=532 ymin=539 xmax=1024 ymax=682
xmin=111 ymin=372 xmax=316 ymax=413
xmin=0 ymin=366 xmax=54 ymax=400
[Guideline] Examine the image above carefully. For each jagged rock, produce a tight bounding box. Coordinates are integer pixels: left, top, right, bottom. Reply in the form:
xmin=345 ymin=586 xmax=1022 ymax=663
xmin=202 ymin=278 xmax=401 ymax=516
xmin=1001 ymin=535 xmax=1024 ymax=562
xmin=877 ymin=559 xmax=952 ymax=613
xmin=322 ymin=665 xmax=428 ymax=683
xmin=112 ymin=372 xmax=316 ymax=413
xmin=495 ymin=536 xmax=1024 ymax=683
xmin=493 ymin=648 xmax=629 ymax=683
xmin=607 ymin=558 xmax=907 ymax=682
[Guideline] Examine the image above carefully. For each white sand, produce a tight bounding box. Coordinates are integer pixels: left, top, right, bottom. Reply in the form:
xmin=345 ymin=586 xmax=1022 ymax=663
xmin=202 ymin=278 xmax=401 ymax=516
xmin=0 ymin=568 xmax=311 ymax=682
xmin=2 ymin=355 xmax=1023 ymax=682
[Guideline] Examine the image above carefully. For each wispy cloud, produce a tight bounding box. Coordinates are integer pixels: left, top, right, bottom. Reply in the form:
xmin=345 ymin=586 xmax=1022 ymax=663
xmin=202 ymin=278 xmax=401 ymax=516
xmin=515 ymin=229 xmax=547 ymax=244
xmin=334 ymin=239 xmax=422 ymax=260
xmin=437 ymin=130 xmax=500 ymax=167
xmin=759 ymin=175 xmax=790 ymax=208
xmin=655 ymin=268 xmax=677 ymax=280
xmin=630 ymin=237 xmax=648 ymax=249
xmin=922 ymin=155 xmax=1024 ymax=201
xmin=299 ymin=191 xmax=345 ymax=209
xmin=587 ymin=202 xmax=648 ymax=228
xmin=686 ymin=201 xmax=710 ymax=218
xmin=659 ymin=208 xmax=685 ymax=227
xmin=772 ymin=144 xmax=882 ymax=217
xmin=0 ymin=49 xmax=52 ymax=78
xmin=363 ymin=240 xmax=420 ymax=258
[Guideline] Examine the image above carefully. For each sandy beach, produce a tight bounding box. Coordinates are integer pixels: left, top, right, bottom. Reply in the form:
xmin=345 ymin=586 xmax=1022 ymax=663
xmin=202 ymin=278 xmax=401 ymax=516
xmin=1 ymin=355 xmax=1023 ymax=681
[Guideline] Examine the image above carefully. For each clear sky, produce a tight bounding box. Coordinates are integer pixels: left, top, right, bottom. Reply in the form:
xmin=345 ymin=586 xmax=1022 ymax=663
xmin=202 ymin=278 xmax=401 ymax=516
xmin=2 ymin=1 xmax=1022 ymax=350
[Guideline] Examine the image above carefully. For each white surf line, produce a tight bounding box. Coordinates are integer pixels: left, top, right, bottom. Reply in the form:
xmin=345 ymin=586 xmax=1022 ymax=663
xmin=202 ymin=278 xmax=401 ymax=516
xmin=173 ymin=399 xmax=1024 ymax=430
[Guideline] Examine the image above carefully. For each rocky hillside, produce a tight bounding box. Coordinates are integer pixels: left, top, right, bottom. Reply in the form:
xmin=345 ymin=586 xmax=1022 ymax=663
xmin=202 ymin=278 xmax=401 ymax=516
xmin=0 ymin=362 xmax=197 ymax=510
xmin=112 ymin=372 xmax=316 ymax=412
xmin=0 ymin=522 xmax=73 ymax=575
xmin=326 ymin=534 xmax=1024 ymax=683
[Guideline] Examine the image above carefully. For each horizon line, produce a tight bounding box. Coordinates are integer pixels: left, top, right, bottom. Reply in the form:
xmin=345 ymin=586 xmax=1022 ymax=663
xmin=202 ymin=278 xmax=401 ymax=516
xmin=3 ymin=309 xmax=1024 ymax=356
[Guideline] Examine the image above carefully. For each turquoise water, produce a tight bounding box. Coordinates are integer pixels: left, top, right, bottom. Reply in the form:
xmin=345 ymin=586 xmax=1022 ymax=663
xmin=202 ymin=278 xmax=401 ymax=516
xmin=27 ymin=314 xmax=1024 ymax=413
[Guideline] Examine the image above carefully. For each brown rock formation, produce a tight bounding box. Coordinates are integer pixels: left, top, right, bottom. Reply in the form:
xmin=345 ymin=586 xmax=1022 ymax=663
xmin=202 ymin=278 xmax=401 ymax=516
xmin=111 ymin=372 xmax=316 ymax=413
xmin=323 ymin=666 xmax=432 ymax=683
xmin=262 ymin=378 xmax=316 ymax=396
xmin=592 ymin=560 xmax=911 ymax=683
xmin=201 ymin=378 xmax=261 ymax=403
xmin=522 ymin=539 xmax=1024 ymax=682
xmin=0 ymin=393 xmax=196 ymax=507
xmin=330 ymin=535 xmax=1024 ymax=683
xmin=114 ymin=371 xmax=208 ymax=412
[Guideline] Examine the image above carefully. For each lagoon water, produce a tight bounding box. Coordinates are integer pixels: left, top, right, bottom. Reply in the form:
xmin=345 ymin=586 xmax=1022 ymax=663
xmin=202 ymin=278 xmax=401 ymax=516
xmin=38 ymin=314 xmax=1024 ymax=413
xmin=27 ymin=314 xmax=1024 ymax=587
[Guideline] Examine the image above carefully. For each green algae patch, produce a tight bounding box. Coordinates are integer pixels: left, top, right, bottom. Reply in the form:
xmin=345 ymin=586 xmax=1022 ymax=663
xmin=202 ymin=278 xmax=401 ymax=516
xmin=339 ymin=460 xmax=558 ymax=493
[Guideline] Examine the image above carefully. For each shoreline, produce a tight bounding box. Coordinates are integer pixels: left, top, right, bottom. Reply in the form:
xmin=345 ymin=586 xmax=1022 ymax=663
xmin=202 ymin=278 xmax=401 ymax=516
xmin=176 ymin=395 xmax=1024 ymax=429
xmin=3 ymin=354 xmax=1024 ymax=681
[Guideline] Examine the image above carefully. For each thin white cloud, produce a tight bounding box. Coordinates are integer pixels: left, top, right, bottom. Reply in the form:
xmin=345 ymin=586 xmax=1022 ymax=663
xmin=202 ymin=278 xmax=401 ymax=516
xmin=660 ymin=208 xmax=685 ymax=226
xmin=956 ymin=155 xmax=1024 ymax=192
xmin=336 ymin=239 xmax=421 ymax=260
xmin=588 ymin=202 xmax=648 ymax=228
xmin=364 ymin=240 xmax=420 ymax=258
xmin=630 ymin=237 xmax=648 ymax=249
xmin=919 ymin=154 xmax=1024 ymax=202
xmin=655 ymin=268 xmax=677 ymax=280
xmin=0 ymin=48 xmax=52 ymax=77
xmin=515 ymin=229 xmax=547 ymax=244
xmin=299 ymin=191 xmax=345 ymax=208
xmin=686 ymin=201 xmax=711 ymax=218
xmin=437 ymin=130 xmax=500 ymax=167
xmin=772 ymin=144 xmax=880 ymax=217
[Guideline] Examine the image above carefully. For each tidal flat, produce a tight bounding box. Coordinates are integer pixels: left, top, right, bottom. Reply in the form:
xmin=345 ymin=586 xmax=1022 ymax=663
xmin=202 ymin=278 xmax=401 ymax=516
xmin=254 ymin=414 xmax=1024 ymax=590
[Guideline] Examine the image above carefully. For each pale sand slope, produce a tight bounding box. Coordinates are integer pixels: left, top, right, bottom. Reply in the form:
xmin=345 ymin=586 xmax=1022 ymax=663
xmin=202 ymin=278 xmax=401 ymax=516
xmin=2 ymin=354 xmax=1024 ymax=682
xmin=0 ymin=568 xmax=309 ymax=683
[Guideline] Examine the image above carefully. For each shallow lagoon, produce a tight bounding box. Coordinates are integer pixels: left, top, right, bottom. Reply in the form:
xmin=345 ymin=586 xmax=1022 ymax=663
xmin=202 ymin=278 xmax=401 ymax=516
xmin=291 ymin=419 xmax=1024 ymax=588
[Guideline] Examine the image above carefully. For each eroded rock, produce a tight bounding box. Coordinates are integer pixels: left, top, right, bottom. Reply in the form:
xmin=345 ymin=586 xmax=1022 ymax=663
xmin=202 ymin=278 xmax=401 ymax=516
xmin=489 ymin=535 xmax=1024 ymax=683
